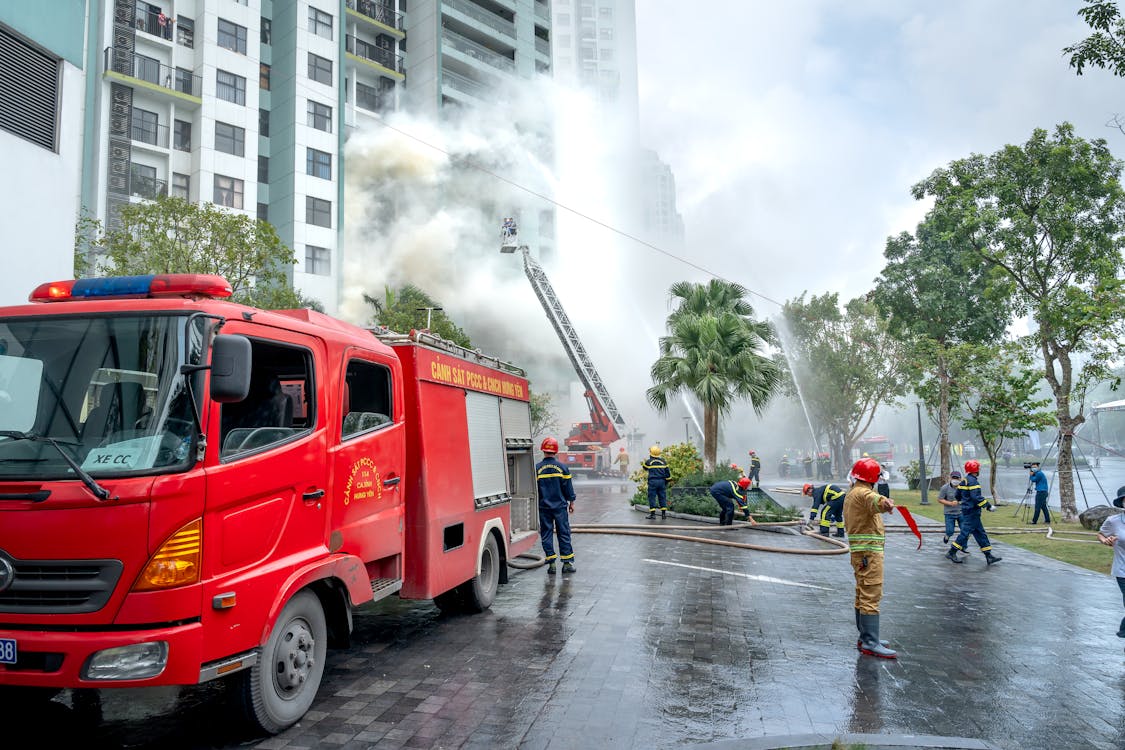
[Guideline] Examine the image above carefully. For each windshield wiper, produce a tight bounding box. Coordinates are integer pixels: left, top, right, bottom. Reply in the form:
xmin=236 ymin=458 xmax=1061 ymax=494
xmin=0 ymin=431 xmax=113 ymax=501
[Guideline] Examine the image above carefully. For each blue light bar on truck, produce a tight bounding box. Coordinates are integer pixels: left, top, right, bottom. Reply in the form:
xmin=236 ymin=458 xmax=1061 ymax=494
xmin=29 ymin=274 xmax=234 ymax=302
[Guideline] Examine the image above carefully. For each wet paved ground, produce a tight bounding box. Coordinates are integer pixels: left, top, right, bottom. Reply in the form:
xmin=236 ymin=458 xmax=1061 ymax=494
xmin=9 ymin=477 xmax=1125 ymax=749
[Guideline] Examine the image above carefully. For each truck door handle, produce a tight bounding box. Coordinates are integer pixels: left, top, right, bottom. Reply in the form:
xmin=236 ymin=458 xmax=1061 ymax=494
xmin=383 ymin=476 xmax=401 ymax=487
xmin=302 ymin=489 xmax=325 ymax=501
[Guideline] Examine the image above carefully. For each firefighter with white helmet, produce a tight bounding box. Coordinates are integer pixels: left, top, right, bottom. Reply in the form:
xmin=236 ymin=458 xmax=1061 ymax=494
xmin=845 ymin=457 xmax=897 ymax=658
xmin=536 ymin=437 xmax=576 ymax=574
xmin=641 ymin=445 xmax=671 ymax=519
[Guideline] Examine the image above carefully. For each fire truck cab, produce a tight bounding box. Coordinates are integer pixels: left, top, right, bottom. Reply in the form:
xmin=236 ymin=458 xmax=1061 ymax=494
xmin=0 ymin=275 xmax=538 ymax=733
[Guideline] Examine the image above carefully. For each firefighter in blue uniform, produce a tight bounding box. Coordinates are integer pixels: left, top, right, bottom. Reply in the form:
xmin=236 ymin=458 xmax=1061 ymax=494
xmin=945 ymin=459 xmax=1002 ymax=566
xmin=536 ymin=437 xmax=576 ymax=574
xmin=641 ymin=445 xmax=672 ymax=519
xmin=803 ymin=483 xmax=847 ymax=537
xmin=748 ymin=450 xmax=762 ymax=487
xmin=711 ymin=477 xmax=756 ymax=526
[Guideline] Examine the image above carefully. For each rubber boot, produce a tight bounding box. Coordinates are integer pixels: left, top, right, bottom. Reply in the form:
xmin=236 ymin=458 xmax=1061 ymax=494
xmin=857 ymin=614 xmax=896 ymax=659
xmin=945 ymin=547 xmax=963 ymax=564
xmin=855 ymin=609 xmax=890 ymax=650
xmin=562 ymin=561 xmax=576 ymax=574
xmin=646 ymin=510 xmax=656 ymax=520
xmin=661 ymin=509 xmax=667 ymax=520
xmin=818 ymin=526 xmax=831 ymax=536
xmin=985 ymin=552 xmax=1002 ymax=566
xmin=834 ymin=528 xmax=846 ymax=539
xmin=547 ymin=563 xmax=556 ymax=574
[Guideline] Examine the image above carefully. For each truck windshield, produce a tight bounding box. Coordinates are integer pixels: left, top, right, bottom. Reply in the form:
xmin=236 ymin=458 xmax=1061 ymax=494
xmin=0 ymin=314 xmax=203 ymax=479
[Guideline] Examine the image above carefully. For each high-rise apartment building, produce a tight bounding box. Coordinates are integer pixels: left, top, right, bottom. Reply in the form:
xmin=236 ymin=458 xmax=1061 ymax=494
xmin=0 ymin=3 xmax=88 ymax=305
xmin=77 ymin=0 xmax=405 ymax=314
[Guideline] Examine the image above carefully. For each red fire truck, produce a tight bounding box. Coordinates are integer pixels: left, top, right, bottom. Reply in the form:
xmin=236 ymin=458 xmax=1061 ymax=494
xmin=0 ymin=274 xmax=539 ymax=733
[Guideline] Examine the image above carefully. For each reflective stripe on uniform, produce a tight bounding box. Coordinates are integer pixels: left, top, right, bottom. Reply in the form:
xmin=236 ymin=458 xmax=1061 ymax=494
xmin=537 ymin=466 xmax=572 ymax=480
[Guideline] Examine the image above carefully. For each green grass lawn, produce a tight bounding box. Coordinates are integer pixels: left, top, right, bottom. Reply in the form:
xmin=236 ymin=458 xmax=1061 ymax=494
xmin=892 ymin=489 xmax=1114 ymax=575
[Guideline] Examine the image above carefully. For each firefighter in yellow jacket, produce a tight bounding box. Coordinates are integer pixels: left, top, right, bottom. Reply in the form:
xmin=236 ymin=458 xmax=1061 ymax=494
xmin=845 ymin=457 xmax=897 ymax=659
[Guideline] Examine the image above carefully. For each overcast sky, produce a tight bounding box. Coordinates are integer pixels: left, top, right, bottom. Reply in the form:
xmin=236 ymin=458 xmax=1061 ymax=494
xmin=632 ymin=1 xmax=1124 ymax=310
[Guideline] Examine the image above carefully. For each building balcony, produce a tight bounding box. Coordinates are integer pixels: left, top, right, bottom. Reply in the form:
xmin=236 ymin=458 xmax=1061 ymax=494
xmin=442 ymin=29 xmax=514 ymax=74
xmin=130 ymin=121 xmax=170 ymax=148
xmin=444 ymin=0 xmax=515 ymax=41
xmin=103 ymin=47 xmax=203 ymax=105
xmin=534 ymin=37 xmax=549 ymax=57
xmin=441 ymin=69 xmax=488 ymax=100
xmin=344 ymin=0 xmax=405 ymax=38
xmin=355 ymin=83 xmax=392 ymax=114
xmin=346 ymin=35 xmax=405 ymax=79
xmin=534 ymin=1 xmax=550 ymax=23
xmin=134 ymin=6 xmax=174 ymax=42
xmin=129 ymin=171 xmax=168 ymax=200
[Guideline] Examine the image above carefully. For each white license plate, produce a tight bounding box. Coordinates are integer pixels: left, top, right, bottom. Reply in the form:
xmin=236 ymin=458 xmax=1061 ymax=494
xmin=0 ymin=638 xmax=16 ymax=664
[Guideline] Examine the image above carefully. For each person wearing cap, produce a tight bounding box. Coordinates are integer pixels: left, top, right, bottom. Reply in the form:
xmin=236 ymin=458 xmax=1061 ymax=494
xmin=1028 ymin=462 xmax=1051 ymax=524
xmin=937 ymin=470 xmax=966 ymax=546
xmin=747 ymin=450 xmax=762 ymax=487
xmin=1097 ymin=486 xmax=1125 ymax=649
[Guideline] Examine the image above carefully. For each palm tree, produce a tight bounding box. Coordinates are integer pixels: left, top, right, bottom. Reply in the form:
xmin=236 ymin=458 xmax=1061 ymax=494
xmin=647 ymin=280 xmax=781 ymax=471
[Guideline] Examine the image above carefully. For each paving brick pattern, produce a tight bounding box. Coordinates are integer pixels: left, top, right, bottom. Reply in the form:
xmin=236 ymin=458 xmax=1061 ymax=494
xmin=23 ymin=481 xmax=1125 ymax=749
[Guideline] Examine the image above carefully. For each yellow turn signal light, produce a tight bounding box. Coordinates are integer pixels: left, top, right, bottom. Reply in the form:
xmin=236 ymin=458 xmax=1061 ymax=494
xmin=133 ymin=519 xmax=202 ymax=591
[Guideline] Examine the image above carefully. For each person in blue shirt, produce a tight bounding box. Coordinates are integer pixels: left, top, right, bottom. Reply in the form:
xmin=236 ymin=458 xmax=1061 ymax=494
xmin=1028 ymin=462 xmax=1051 ymax=524
xmin=536 ymin=437 xmax=576 ymax=575
xmin=945 ymin=460 xmax=1002 ymax=566
xmin=641 ymin=445 xmax=672 ymax=520
xmin=1097 ymin=486 xmax=1125 ymax=651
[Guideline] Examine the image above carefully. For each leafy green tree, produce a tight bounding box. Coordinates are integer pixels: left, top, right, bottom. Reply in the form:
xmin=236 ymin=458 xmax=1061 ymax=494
xmin=629 ymin=441 xmax=703 ymax=505
xmin=956 ymin=343 xmax=1055 ymax=500
xmin=529 ymin=391 xmax=559 ymax=441
xmin=913 ymin=123 xmax=1125 ymax=520
xmin=647 ymin=280 xmax=781 ymax=472
xmin=81 ymin=195 xmax=319 ymax=311
xmin=364 ymin=285 xmax=472 ymax=348
xmin=779 ymin=293 xmax=909 ymax=474
xmin=873 ymin=212 xmax=1008 ymax=479
xmin=1064 ymin=0 xmax=1125 ymax=76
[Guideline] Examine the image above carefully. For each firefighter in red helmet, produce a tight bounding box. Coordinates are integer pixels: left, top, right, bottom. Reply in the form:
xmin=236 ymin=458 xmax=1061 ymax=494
xmin=803 ymin=482 xmax=847 ymax=537
xmin=945 ymin=459 xmax=1002 ymax=566
xmin=536 ymin=437 xmax=576 ymax=575
xmin=845 ymin=457 xmax=897 ymax=658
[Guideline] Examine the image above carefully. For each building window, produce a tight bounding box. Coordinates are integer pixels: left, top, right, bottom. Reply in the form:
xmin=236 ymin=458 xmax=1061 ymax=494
xmin=214 ymin=121 xmax=245 ymax=156
xmin=261 ymin=17 xmax=272 ymax=45
xmin=173 ymin=119 xmax=191 ymax=151
xmin=257 ymin=202 xmax=268 ymax=221
xmin=172 ymin=172 xmax=190 ymax=199
xmin=216 ymin=69 xmax=246 ymax=105
xmin=258 ymin=155 xmax=269 ymax=183
xmin=260 ymin=63 xmax=271 ymax=90
xmin=130 ymin=107 xmax=159 ymax=146
xmin=599 ymin=27 xmax=613 ymax=40
xmin=305 ymin=245 xmax=331 ymax=275
xmin=600 ymin=47 xmax=613 ymax=61
xmin=259 ymin=108 xmax=270 ymax=137
xmin=134 ymin=52 xmax=160 ymax=85
xmin=306 ymin=148 xmax=331 ymax=180
xmin=214 ymin=174 xmax=244 ymax=209
xmin=129 ymin=162 xmax=161 ymax=198
xmin=306 ymin=196 xmax=331 ymax=228
xmin=175 ymin=67 xmax=194 ymax=95
xmin=177 ymin=16 xmax=195 ymax=47
xmin=307 ymin=100 xmax=332 ymax=132
xmin=308 ymin=53 xmax=332 ymax=85
xmin=355 ymin=81 xmax=385 ymax=112
xmin=308 ymin=7 xmax=333 ymax=39
xmin=217 ymin=18 xmax=247 ymax=54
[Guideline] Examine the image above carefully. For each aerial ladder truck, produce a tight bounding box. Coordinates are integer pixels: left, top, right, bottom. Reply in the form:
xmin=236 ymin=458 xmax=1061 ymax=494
xmin=501 ymin=224 xmax=635 ymax=476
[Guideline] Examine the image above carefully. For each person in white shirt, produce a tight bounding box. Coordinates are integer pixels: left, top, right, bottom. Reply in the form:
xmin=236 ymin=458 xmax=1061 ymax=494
xmin=1097 ymin=485 xmax=1125 ymax=651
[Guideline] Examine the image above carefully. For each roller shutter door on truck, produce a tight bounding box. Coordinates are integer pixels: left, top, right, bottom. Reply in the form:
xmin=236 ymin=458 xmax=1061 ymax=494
xmin=499 ymin=397 xmax=531 ymax=444
xmin=465 ymin=391 xmax=507 ymax=504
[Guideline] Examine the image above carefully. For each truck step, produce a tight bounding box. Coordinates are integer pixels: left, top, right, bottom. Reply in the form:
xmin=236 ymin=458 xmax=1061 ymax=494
xmin=371 ymin=578 xmax=403 ymax=603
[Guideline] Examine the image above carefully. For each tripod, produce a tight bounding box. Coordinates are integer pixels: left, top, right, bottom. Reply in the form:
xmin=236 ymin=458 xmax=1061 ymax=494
xmin=1012 ymin=483 xmax=1034 ymax=522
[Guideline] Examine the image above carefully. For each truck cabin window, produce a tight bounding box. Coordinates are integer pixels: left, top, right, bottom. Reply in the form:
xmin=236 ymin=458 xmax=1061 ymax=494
xmin=0 ymin=315 xmax=202 ymax=478
xmin=220 ymin=339 xmax=313 ymax=457
xmin=341 ymin=359 xmax=393 ymax=439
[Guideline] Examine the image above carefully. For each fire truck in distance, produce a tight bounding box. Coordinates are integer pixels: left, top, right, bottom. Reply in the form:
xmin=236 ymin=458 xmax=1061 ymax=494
xmin=0 ymin=274 xmax=539 ymax=734
xmin=856 ymin=435 xmax=894 ymax=469
xmin=502 ymin=235 xmax=632 ymax=476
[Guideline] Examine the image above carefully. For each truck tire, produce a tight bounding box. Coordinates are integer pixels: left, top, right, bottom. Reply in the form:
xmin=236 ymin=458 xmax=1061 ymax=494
xmin=238 ymin=589 xmax=327 ymax=735
xmin=459 ymin=533 xmax=500 ymax=613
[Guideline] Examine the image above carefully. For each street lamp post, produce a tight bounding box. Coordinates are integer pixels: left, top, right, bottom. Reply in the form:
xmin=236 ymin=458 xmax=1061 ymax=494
xmin=917 ymin=402 xmax=929 ymax=505
xmin=416 ymin=306 xmax=442 ymax=330
xmin=683 ymin=417 xmax=690 ymax=443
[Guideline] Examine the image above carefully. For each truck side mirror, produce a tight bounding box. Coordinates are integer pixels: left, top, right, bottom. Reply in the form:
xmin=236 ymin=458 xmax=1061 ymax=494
xmin=210 ymin=334 xmax=251 ymax=403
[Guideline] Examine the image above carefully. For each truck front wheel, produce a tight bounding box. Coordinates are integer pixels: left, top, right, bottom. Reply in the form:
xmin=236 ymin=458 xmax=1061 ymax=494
xmin=460 ymin=533 xmax=500 ymax=613
xmin=238 ymin=589 xmax=327 ymax=735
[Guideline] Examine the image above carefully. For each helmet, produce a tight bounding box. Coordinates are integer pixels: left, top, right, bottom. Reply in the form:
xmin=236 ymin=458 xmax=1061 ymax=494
xmin=964 ymin=459 xmax=980 ymax=475
xmin=619 ymin=447 xmax=626 ymax=452
xmin=649 ymin=445 xmax=662 ymax=457
xmin=738 ymin=477 xmax=752 ymax=489
xmin=540 ymin=437 xmax=559 ymax=454
xmin=748 ymin=450 xmax=756 ymax=455
xmin=730 ymin=463 xmax=739 ymax=469
xmin=802 ymin=483 xmax=813 ymax=496
xmin=851 ymin=457 xmax=881 ymax=484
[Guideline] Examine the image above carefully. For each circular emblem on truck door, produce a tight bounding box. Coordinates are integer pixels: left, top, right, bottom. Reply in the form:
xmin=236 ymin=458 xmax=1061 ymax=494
xmin=0 ymin=557 xmax=14 ymax=593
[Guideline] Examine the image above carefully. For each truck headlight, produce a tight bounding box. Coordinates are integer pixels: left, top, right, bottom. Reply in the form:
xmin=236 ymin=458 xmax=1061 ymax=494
xmin=82 ymin=642 xmax=168 ymax=680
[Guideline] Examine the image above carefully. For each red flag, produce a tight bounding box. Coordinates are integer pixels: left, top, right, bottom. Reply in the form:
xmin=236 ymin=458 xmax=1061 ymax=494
xmin=896 ymin=506 xmax=923 ymax=549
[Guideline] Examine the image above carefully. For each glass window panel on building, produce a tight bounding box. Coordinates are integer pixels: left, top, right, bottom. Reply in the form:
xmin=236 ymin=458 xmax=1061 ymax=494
xmin=214 ymin=174 xmax=244 ymax=209
xmin=214 ymin=121 xmax=245 ymax=156
xmin=260 ymin=63 xmax=271 ymax=90
xmin=259 ymin=108 xmax=270 ymax=137
xmin=258 ymin=156 xmax=269 ymax=184
xmin=173 ymin=119 xmax=191 ymax=151
xmin=217 ymin=19 xmax=247 ymax=54
xmin=308 ymin=7 xmax=333 ymax=39
xmin=172 ymin=173 xmax=190 ymax=199
xmin=306 ymin=196 xmax=331 ymax=228
xmin=130 ymin=107 xmax=159 ymax=145
xmin=308 ymin=53 xmax=333 ymax=85
xmin=306 ymin=148 xmax=331 ymax=180
xmin=216 ymin=69 xmax=246 ymax=105
xmin=307 ymin=100 xmax=332 ymax=132
xmin=305 ymin=245 xmax=331 ymax=275
xmin=261 ymin=17 xmax=272 ymax=45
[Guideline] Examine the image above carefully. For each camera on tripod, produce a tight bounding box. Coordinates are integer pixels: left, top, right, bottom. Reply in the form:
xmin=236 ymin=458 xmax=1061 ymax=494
xmin=1023 ymin=462 xmax=1035 ymax=470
